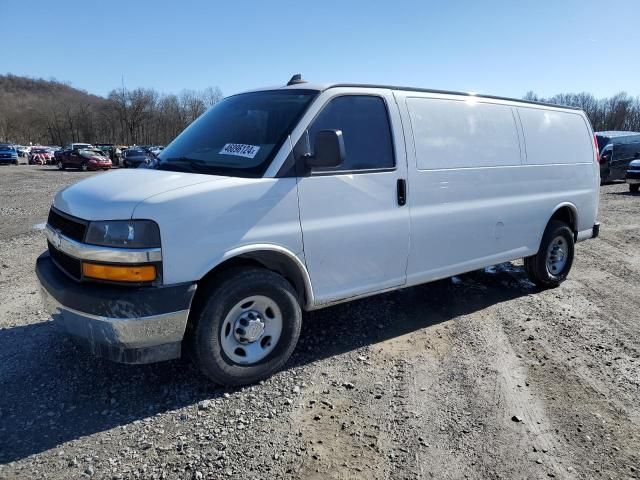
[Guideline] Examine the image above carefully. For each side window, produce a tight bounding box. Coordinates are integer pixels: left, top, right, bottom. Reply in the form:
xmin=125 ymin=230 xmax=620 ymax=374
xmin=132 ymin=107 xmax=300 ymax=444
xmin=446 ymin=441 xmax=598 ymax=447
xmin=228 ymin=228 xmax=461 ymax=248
xmin=307 ymin=95 xmax=394 ymax=172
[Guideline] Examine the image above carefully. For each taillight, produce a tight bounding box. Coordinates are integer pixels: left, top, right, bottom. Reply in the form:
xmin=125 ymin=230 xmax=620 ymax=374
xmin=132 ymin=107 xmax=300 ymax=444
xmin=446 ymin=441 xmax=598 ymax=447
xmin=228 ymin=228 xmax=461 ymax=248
xmin=593 ymin=134 xmax=600 ymax=163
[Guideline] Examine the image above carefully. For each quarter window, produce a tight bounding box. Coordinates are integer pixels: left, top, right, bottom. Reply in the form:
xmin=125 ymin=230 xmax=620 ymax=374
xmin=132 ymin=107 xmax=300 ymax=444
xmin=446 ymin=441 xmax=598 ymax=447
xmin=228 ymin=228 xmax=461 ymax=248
xmin=307 ymin=95 xmax=394 ymax=172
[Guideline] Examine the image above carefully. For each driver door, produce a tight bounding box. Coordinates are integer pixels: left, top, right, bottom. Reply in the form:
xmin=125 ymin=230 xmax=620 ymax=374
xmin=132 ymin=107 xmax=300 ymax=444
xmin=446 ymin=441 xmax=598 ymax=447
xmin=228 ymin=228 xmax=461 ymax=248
xmin=295 ymin=90 xmax=410 ymax=306
xmin=68 ymin=150 xmax=81 ymax=168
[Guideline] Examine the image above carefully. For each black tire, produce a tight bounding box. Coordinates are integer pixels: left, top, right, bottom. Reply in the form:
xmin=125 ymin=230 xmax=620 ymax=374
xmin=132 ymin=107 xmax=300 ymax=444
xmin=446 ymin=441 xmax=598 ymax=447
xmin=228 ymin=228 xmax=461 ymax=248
xmin=630 ymin=183 xmax=639 ymax=193
xmin=600 ymin=165 xmax=611 ymax=185
xmin=190 ymin=267 xmax=302 ymax=386
xmin=57 ymin=161 xmax=65 ymax=170
xmin=524 ymin=220 xmax=574 ymax=288
xmin=80 ymin=162 xmax=88 ymax=172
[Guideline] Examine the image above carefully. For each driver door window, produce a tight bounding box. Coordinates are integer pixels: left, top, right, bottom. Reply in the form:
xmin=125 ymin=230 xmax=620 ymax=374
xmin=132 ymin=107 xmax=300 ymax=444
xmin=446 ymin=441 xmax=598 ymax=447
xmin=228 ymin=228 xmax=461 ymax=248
xmin=302 ymin=95 xmax=395 ymax=173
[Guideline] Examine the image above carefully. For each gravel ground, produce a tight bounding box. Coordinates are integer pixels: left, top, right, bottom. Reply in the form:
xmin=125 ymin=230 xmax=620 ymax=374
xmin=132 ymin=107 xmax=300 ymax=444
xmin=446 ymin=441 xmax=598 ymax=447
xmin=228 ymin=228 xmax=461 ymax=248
xmin=0 ymin=165 xmax=638 ymax=479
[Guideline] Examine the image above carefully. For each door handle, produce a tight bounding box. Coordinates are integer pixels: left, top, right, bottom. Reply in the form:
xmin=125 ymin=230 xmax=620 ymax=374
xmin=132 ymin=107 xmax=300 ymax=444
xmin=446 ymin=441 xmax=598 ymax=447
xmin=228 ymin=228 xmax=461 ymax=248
xmin=397 ymin=178 xmax=407 ymax=206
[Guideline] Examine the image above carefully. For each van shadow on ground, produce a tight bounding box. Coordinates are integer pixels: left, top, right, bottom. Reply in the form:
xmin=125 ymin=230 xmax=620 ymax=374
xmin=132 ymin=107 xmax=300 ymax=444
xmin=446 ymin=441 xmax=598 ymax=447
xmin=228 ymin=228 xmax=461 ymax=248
xmin=607 ymin=190 xmax=639 ymax=197
xmin=0 ymin=263 xmax=535 ymax=464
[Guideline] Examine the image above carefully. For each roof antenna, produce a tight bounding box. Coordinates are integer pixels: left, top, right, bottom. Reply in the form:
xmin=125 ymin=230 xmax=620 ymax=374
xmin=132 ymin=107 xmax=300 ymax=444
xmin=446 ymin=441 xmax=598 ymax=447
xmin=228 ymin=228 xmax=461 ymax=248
xmin=287 ymin=74 xmax=306 ymax=86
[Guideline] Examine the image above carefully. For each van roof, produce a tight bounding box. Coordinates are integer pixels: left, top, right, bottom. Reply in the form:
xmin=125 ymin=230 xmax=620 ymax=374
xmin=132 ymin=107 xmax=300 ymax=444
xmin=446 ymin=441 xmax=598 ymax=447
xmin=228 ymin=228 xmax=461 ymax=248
xmin=595 ymin=131 xmax=640 ymax=138
xmin=247 ymin=81 xmax=582 ymax=111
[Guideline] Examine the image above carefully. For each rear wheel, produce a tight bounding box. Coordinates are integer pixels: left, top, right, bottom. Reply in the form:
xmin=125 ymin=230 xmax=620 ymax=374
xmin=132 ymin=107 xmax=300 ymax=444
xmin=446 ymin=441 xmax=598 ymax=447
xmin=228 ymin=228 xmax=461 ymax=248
xmin=630 ymin=183 xmax=639 ymax=193
xmin=190 ymin=267 xmax=302 ymax=386
xmin=524 ymin=220 xmax=574 ymax=288
xmin=80 ymin=162 xmax=88 ymax=172
xmin=57 ymin=161 xmax=65 ymax=170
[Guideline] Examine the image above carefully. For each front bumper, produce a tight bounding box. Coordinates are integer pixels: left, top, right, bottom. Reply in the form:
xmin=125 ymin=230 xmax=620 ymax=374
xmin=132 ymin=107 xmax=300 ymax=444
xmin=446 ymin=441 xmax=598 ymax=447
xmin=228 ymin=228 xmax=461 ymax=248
xmin=627 ymin=170 xmax=640 ymax=183
xmin=36 ymin=252 xmax=197 ymax=364
xmin=88 ymin=162 xmax=112 ymax=170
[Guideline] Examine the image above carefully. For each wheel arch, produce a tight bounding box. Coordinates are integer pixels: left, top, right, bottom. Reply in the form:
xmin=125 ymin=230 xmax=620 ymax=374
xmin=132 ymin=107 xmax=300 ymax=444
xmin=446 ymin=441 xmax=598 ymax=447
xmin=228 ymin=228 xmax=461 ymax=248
xmin=532 ymin=203 xmax=579 ymax=254
xmin=549 ymin=202 xmax=578 ymax=235
xmin=196 ymin=244 xmax=314 ymax=311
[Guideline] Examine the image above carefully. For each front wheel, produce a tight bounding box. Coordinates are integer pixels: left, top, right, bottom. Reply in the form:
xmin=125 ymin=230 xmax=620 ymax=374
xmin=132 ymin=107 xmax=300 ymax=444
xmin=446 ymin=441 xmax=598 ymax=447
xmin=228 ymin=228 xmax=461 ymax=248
xmin=80 ymin=162 xmax=88 ymax=172
xmin=190 ymin=268 xmax=302 ymax=386
xmin=57 ymin=161 xmax=65 ymax=170
xmin=630 ymin=183 xmax=639 ymax=193
xmin=524 ymin=220 xmax=575 ymax=288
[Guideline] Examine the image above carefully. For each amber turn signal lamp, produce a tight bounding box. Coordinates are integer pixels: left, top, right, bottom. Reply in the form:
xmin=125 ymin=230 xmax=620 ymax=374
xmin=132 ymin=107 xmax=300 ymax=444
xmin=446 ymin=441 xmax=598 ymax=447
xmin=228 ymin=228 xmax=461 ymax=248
xmin=82 ymin=262 xmax=156 ymax=282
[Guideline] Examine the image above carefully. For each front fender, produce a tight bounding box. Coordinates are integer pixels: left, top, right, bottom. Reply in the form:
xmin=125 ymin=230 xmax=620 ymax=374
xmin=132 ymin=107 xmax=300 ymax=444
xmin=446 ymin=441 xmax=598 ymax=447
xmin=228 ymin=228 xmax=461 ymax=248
xmin=198 ymin=243 xmax=315 ymax=310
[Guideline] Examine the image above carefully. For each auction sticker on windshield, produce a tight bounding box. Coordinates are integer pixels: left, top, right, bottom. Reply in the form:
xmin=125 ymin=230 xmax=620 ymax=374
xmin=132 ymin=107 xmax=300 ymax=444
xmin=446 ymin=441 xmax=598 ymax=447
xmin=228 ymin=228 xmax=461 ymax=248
xmin=219 ymin=143 xmax=261 ymax=159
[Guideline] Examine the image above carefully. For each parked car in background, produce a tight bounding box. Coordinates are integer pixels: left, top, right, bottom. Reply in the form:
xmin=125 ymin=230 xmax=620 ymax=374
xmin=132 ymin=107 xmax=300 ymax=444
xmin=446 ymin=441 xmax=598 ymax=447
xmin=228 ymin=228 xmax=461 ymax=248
xmin=596 ymin=131 xmax=640 ymax=183
xmin=150 ymin=146 xmax=165 ymax=157
xmin=122 ymin=147 xmax=153 ymax=168
xmin=95 ymin=143 xmax=123 ymax=166
xmin=94 ymin=143 xmax=113 ymax=151
xmin=0 ymin=144 xmax=19 ymax=165
xmin=36 ymin=79 xmax=600 ymax=386
xmin=57 ymin=148 xmax=112 ymax=171
xmin=29 ymin=147 xmax=54 ymax=165
xmin=68 ymin=143 xmax=93 ymax=150
xmin=15 ymin=146 xmax=29 ymax=158
xmin=55 ymin=143 xmax=94 ymax=164
xmin=626 ymin=160 xmax=640 ymax=193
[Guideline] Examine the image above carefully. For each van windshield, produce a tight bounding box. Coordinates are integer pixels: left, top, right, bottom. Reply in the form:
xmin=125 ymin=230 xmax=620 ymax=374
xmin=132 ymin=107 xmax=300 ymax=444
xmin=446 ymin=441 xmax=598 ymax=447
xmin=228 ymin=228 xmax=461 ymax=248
xmin=155 ymin=90 xmax=317 ymax=177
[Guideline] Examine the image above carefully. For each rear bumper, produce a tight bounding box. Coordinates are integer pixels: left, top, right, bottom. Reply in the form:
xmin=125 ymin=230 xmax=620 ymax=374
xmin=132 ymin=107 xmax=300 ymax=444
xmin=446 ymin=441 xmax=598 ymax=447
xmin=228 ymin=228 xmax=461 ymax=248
xmin=576 ymin=222 xmax=600 ymax=242
xmin=36 ymin=252 xmax=197 ymax=364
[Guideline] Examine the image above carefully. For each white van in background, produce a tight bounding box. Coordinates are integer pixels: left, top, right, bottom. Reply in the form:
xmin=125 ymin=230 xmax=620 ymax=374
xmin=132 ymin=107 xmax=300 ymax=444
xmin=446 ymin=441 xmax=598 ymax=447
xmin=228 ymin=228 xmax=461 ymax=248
xmin=37 ymin=76 xmax=600 ymax=386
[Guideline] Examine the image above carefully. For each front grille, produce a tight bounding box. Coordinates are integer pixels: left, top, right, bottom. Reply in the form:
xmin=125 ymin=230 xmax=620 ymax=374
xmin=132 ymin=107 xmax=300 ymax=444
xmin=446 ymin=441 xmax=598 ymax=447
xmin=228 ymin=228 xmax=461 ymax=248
xmin=47 ymin=207 xmax=88 ymax=242
xmin=48 ymin=241 xmax=82 ymax=280
xmin=627 ymin=170 xmax=640 ymax=180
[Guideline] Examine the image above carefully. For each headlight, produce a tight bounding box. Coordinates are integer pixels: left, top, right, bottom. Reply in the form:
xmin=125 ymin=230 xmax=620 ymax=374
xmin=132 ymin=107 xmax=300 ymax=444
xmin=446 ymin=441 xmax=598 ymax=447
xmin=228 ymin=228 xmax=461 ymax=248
xmin=85 ymin=220 xmax=160 ymax=248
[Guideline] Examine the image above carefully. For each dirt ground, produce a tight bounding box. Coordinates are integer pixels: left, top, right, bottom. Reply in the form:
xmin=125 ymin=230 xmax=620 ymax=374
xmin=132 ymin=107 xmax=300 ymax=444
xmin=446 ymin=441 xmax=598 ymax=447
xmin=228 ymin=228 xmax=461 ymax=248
xmin=0 ymin=165 xmax=638 ymax=480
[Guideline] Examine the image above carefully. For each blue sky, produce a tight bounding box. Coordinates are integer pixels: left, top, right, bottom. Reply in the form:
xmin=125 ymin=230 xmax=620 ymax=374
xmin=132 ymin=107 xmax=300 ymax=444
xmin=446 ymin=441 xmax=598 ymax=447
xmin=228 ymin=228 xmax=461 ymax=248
xmin=2 ymin=0 xmax=639 ymax=99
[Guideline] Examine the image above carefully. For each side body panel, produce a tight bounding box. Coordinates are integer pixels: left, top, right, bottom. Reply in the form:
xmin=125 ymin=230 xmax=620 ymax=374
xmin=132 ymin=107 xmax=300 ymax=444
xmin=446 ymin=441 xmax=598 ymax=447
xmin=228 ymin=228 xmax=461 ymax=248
xmin=611 ymin=136 xmax=640 ymax=179
xmin=516 ymin=105 xmax=599 ymax=233
xmin=396 ymin=90 xmax=598 ymax=287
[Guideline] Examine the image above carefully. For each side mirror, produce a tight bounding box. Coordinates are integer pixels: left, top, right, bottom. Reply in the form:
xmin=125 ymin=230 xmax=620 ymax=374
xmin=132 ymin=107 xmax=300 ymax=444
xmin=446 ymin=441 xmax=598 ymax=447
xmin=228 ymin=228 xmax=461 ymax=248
xmin=304 ymin=129 xmax=345 ymax=169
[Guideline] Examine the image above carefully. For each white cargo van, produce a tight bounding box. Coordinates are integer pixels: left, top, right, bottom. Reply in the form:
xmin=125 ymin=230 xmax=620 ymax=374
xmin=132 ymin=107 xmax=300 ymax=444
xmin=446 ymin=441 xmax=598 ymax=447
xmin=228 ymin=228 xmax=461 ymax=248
xmin=37 ymin=76 xmax=600 ymax=385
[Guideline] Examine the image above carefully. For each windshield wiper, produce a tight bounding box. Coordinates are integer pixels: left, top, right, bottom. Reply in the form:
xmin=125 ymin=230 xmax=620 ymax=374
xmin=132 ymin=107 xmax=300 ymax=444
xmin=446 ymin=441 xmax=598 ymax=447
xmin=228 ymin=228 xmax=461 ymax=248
xmin=156 ymin=157 xmax=212 ymax=173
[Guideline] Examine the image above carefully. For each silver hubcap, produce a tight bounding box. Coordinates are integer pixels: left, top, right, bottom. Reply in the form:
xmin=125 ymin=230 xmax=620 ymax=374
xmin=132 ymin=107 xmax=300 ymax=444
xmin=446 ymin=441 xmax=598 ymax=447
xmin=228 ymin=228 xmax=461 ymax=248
xmin=546 ymin=236 xmax=568 ymax=275
xmin=220 ymin=295 xmax=283 ymax=365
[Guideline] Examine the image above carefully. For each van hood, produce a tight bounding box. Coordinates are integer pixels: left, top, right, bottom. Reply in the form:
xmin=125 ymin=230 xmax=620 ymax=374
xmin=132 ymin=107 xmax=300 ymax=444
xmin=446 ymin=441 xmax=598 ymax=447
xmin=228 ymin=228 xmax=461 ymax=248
xmin=53 ymin=169 xmax=227 ymax=220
